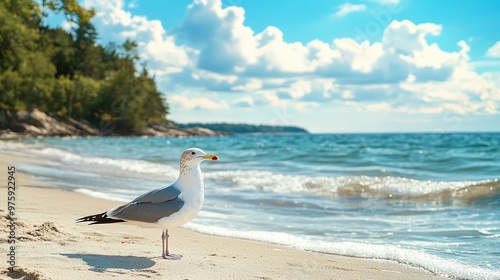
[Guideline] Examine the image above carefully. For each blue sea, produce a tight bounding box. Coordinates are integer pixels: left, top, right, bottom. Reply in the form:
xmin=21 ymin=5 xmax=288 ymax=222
xmin=2 ymin=133 xmax=499 ymax=279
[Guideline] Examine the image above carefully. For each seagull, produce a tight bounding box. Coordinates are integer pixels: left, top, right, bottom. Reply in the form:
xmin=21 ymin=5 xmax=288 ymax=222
xmin=76 ymin=147 xmax=219 ymax=260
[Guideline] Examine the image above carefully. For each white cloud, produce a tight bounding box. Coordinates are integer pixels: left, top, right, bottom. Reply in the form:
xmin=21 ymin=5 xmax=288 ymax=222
xmin=174 ymin=1 xmax=461 ymax=86
xmin=82 ymin=0 xmax=500 ymax=120
xmin=364 ymin=102 xmax=392 ymax=112
xmin=83 ymin=0 xmax=193 ymax=76
xmin=176 ymin=0 xmax=258 ymax=74
xmin=382 ymin=20 xmax=442 ymax=55
xmin=169 ymin=94 xmax=228 ymax=110
xmin=230 ymin=79 xmax=262 ymax=91
xmin=486 ymin=41 xmax=500 ymax=58
xmin=335 ymin=3 xmax=367 ymax=16
xmin=284 ymin=80 xmax=312 ymax=99
xmin=457 ymin=40 xmax=470 ymax=60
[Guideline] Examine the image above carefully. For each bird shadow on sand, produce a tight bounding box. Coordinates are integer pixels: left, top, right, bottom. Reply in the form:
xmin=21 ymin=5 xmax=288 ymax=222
xmin=62 ymin=254 xmax=156 ymax=273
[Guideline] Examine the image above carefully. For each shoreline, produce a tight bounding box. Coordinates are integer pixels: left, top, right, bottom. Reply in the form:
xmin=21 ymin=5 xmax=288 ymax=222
xmin=0 ymin=152 xmax=449 ymax=279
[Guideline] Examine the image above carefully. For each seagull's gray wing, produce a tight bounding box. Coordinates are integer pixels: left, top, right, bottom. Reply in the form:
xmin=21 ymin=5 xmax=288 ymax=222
xmin=107 ymin=184 xmax=184 ymax=223
xmin=131 ymin=184 xmax=181 ymax=204
xmin=108 ymin=198 xmax=184 ymax=223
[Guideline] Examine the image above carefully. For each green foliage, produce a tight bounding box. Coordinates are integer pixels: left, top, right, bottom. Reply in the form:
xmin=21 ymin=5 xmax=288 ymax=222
xmin=0 ymin=0 xmax=169 ymax=131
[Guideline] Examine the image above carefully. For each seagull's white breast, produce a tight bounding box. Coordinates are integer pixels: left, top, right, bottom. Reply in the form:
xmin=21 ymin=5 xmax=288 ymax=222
xmin=157 ymin=166 xmax=205 ymax=229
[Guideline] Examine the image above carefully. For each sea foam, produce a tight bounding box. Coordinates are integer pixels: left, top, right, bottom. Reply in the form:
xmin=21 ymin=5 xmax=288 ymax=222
xmin=206 ymin=170 xmax=500 ymax=204
xmin=2 ymin=141 xmax=180 ymax=178
xmin=184 ymin=223 xmax=500 ymax=280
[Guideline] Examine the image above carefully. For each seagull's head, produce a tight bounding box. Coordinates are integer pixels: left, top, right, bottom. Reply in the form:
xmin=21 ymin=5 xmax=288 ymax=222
xmin=181 ymin=148 xmax=219 ymax=167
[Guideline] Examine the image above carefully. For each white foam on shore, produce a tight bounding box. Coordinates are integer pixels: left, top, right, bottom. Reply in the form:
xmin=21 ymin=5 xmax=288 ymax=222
xmin=184 ymin=223 xmax=500 ymax=280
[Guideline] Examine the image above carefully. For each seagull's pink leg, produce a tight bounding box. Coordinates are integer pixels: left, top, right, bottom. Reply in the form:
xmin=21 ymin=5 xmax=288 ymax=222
xmin=161 ymin=230 xmax=166 ymax=257
xmin=162 ymin=230 xmax=182 ymax=260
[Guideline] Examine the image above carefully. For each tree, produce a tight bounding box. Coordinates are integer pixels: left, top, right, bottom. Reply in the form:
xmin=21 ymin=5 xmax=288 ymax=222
xmin=0 ymin=0 xmax=170 ymax=133
xmin=0 ymin=0 xmax=55 ymax=110
xmin=92 ymin=40 xmax=168 ymax=130
xmin=42 ymin=28 xmax=75 ymax=78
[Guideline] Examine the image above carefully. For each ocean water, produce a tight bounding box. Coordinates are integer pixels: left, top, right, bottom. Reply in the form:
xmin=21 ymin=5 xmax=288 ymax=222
xmin=1 ymin=133 xmax=499 ymax=279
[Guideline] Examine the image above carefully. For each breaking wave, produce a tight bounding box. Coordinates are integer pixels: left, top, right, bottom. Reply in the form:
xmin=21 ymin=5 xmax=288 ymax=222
xmin=207 ymin=170 xmax=500 ymax=206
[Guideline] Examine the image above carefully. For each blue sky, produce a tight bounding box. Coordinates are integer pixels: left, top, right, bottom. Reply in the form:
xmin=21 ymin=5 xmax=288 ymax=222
xmin=52 ymin=0 xmax=500 ymax=133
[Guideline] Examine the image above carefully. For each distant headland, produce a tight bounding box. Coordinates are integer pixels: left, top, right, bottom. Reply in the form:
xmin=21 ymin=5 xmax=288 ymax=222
xmin=178 ymin=123 xmax=309 ymax=134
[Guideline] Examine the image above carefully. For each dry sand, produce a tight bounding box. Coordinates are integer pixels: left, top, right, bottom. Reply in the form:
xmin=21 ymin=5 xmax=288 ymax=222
xmin=0 ymin=152 xmax=449 ymax=280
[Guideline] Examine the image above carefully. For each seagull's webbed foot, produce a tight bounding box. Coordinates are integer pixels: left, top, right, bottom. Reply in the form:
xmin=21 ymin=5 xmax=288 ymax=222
xmin=162 ymin=253 xmax=183 ymax=260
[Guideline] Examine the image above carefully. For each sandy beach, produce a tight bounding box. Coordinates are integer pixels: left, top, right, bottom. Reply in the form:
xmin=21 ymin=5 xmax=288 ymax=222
xmin=0 ymin=152 xmax=449 ymax=280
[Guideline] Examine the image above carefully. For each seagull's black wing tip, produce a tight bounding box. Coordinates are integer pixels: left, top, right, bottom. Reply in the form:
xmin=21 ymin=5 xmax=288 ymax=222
xmin=76 ymin=211 xmax=126 ymax=225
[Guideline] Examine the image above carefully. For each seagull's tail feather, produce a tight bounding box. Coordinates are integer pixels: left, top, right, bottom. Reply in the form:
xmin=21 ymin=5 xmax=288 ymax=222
xmin=76 ymin=211 xmax=126 ymax=225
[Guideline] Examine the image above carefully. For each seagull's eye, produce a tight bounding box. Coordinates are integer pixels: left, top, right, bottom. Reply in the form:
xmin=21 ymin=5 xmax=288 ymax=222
xmin=191 ymin=152 xmax=196 ymax=155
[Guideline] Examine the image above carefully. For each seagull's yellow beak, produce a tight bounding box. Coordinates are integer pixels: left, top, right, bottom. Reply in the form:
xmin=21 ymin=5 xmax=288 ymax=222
xmin=202 ymin=154 xmax=219 ymax=161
